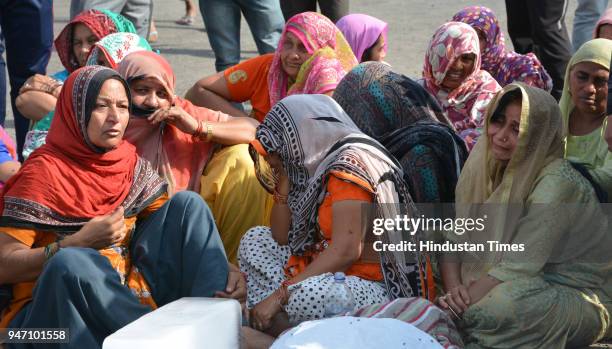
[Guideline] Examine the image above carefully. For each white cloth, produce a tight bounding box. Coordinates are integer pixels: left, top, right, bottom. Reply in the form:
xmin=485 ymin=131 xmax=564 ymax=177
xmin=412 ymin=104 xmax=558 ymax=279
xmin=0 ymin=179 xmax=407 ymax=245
xmin=271 ymin=316 xmax=444 ymax=349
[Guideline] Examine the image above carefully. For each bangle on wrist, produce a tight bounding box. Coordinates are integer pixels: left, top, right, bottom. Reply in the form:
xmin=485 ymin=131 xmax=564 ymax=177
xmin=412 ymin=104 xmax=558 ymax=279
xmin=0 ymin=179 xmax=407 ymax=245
xmin=43 ymin=242 xmax=61 ymax=262
xmin=205 ymin=121 xmax=213 ymax=142
xmin=273 ymin=189 xmax=288 ymax=204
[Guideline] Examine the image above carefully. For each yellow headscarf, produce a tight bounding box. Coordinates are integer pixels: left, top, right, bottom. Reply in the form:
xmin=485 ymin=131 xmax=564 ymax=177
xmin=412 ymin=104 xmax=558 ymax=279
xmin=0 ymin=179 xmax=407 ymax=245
xmin=559 ymin=38 xmax=612 ymax=134
xmin=454 ymin=82 xmax=565 ymax=283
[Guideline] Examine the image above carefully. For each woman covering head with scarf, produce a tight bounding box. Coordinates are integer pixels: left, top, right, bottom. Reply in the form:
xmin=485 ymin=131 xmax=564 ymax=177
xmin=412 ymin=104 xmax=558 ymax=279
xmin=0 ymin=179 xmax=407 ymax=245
xmin=560 ymin=38 xmax=612 ymax=199
xmin=17 ymin=9 xmax=138 ymax=159
xmin=452 ymin=6 xmax=552 ymax=92
xmin=594 ymin=7 xmax=612 ymax=40
xmin=439 ymin=83 xmax=612 ymax=348
xmin=240 ymin=94 xmax=425 ymax=338
xmin=336 ymin=14 xmax=388 ymax=63
xmin=185 ymin=12 xmax=358 ymax=123
xmin=334 ymin=62 xmax=468 ymax=204
xmin=86 ymin=32 xmax=152 ymax=69
xmin=118 ymin=51 xmax=263 ymax=263
xmin=421 ymin=22 xmax=501 ymax=151
xmin=0 ymin=66 xmax=245 ymax=347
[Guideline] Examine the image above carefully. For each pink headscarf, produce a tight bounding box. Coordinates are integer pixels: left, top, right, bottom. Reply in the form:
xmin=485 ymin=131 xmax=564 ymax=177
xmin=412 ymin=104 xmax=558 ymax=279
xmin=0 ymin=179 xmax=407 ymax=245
xmin=336 ymin=14 xmax=388 ymax=62
xmin=118 ymin=51 xmax=229 ymax=195
xmin=268 ymin=12 xmax=358 ymax=106
xmin=421 ymin=22 xmax=501 ymax=150
xmin=594 ymin=7 xmax=612 ymax=38
xmin=452 ymin=6 xmax=552 ymax=91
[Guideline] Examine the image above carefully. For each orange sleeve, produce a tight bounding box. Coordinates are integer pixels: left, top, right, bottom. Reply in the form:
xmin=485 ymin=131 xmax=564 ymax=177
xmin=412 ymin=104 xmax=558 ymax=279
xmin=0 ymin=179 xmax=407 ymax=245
xmin=326 ymin=172 xmax=374 ymax=202
xmin=137 ymin=193 xmax=170 ymax=220
xmin=224 ymin=54 xmax=273 ymax=103
xmin=0 ymin=227 xmax=39 ymax=247
xmin=318 ymin=174 xmax=373 ymax=238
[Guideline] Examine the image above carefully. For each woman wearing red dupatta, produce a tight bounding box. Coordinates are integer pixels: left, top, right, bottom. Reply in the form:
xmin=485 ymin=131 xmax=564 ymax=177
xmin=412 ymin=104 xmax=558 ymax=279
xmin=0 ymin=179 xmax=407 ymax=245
xmin=118 ymin=51 xmax=267 ymax=263
xmin=0 ymin=66 xmax=244 ymax=348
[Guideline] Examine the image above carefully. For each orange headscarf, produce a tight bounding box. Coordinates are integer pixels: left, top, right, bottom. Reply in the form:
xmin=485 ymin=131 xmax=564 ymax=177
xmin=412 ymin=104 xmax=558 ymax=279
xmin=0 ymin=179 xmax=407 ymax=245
xmin=118 ymin=51 xmax=229 ymax=195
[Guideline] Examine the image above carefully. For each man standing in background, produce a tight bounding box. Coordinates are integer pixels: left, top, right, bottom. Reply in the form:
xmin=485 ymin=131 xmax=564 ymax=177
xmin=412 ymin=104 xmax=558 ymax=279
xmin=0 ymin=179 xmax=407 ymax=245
xmin=199 ymin=0 xmax=284 ymax=72
xmin=0 ymin=0 xmax=54 ymax=160
xmin=505 ymin=0 xmax=572 ymax=100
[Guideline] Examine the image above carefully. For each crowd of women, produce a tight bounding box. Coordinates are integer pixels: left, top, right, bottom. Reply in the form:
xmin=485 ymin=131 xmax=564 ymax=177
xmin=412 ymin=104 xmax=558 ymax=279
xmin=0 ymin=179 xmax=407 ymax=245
xmin=0 ymin=4 xmax=611 ymax=349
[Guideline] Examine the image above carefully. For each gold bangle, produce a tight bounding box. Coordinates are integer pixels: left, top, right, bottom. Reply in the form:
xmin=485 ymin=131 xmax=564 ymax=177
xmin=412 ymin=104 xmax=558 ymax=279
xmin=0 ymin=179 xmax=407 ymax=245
xmin=205 ymin=121 xmax=213 ymax=142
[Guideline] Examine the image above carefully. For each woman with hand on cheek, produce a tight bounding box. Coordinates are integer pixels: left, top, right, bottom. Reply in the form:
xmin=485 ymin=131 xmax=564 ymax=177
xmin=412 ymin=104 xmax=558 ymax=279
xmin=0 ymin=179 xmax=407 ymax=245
xmin=118 ymin=51 xmax=265 ymax=263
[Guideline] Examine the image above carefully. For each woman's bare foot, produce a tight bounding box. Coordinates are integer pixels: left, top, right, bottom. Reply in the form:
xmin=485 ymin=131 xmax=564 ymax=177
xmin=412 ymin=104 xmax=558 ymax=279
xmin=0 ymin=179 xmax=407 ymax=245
xmin=241 ymin=326 xmax=275 ymax=349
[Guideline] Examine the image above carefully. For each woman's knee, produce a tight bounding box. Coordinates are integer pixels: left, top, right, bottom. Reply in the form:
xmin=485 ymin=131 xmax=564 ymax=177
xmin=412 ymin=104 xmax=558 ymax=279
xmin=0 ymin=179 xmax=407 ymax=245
xmin=42 ymin=247 xmax=106 ymax=282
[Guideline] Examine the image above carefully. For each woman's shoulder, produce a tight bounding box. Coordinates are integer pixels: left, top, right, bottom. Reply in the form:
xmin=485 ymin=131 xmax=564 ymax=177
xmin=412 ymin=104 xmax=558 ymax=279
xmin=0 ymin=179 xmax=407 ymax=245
xmin=530 ymin=159 xmax=598 ymax=203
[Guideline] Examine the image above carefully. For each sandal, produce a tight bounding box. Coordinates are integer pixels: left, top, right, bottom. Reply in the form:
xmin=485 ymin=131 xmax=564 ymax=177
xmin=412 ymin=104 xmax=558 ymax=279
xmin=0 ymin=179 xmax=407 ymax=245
xmin=175 ymin=15 xmax=195 ymax=26
xmin=148 ymin=30 xmax=158 ymax=43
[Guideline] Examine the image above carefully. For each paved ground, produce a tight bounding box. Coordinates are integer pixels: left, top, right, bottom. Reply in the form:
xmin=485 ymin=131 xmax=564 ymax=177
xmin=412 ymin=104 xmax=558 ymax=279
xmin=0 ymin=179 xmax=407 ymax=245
xmin=3 ymin=0 xmax=579 ymax=138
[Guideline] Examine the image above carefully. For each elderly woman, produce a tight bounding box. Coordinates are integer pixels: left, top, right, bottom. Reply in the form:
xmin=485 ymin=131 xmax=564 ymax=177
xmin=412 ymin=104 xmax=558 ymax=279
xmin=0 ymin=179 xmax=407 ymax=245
xmin=560 ymin=38 xmax=612 ymax=199
xmin=117 ymin=51 xmax=265 ymax=262
xmin=17 ymin=9 xmax=138 ymax=159
xmin=452 ymin=6 xmax=552 ymax=91
xmin=185 ymin=12 xmax=358 ymax=123
xmin=438 ymin=83 xmax=612 ymax=348
xmin=0 ymin=66 xmax=244 ymax=348
xmin=239 ymin=94 xmax=424 ymax=338
xmin=420 ymin=22 xmax=501 ymax=150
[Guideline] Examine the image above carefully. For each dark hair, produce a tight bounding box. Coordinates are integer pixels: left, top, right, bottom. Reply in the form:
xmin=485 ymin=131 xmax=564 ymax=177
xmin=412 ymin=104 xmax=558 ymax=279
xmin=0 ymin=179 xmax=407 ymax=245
xmin=361 ymin=34 xmax=384 ymax=62
xmin=490 ymin=89 xmax=522 ymax=123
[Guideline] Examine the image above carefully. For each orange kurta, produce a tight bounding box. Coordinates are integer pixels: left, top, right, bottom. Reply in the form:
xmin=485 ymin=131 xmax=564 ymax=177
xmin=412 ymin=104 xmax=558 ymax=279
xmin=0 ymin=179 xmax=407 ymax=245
xmin=0 ymin=194 xmax=168 ymax=328
xmin=285 ymin=172 xmax=383 ymax=282
xmin=223 ymin=54 xmax=273 ymax=122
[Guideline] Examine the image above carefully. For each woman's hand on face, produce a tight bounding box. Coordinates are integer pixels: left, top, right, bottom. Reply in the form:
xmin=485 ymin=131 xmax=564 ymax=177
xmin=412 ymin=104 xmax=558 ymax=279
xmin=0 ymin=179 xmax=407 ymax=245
xmin=64 ymin=206 xmax=127 ymax=250
xmin=215 ymin=263 xmax=247 ymax=302
xmin=148 ymin=105 xmax=198 ymax=135
xmin=249 ymin=293 xmax=282 ymax=331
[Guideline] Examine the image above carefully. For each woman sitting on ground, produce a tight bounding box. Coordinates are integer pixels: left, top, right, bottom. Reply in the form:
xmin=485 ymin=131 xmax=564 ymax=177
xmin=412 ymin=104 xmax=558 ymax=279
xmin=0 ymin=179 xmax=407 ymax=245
xmin=17 ymin=9 xmax=138 ymax=159
xmin=336 ymin=14 xmax=388 ymax=63
xmin=334 ymin=62 xmax=468 ymax=204
xmin=420 ymin=22 xmax=501 ymax=150
xmin=0 ymin=66 xmax=244 ymax=348
xmin=560 ymin=38 xmax=612 ymax=199
xmin=117 ymin=51 xmax=264 ymax=262
xmin=452 ymin=6 xmax=552 ymax=92
xmin=240 ymin=94 xmax=424 ymax=338
xmin=438 ymin=83 xmax=612 ymax=348
xmin=185 ymin=12 xmax=358 ymax=122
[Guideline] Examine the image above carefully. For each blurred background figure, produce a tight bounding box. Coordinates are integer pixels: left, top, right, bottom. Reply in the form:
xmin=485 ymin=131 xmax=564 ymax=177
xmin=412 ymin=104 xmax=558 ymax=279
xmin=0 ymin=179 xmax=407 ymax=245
xmin=504 ymin=0 xmax=572 ymax=100
xmin=199 ymin=0 xmax=284 ymax=72
xmin=0 ymin=0 xmax=53 ymax=160
xmin=572 ymin=0 xmax=609 ymax=52
xmin=70 ymin=0 xmax=153 ymax=39
xmin=281 ymin=0 xmax=349 ymax=23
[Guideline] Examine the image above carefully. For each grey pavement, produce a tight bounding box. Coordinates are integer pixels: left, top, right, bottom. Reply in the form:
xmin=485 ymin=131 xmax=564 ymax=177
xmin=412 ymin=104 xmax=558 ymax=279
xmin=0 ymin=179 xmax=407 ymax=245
xmin=3 ymin=0 xmax=579 ymax=139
